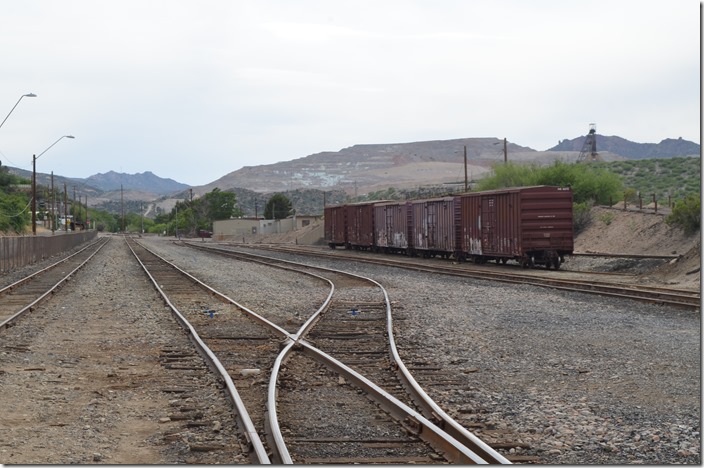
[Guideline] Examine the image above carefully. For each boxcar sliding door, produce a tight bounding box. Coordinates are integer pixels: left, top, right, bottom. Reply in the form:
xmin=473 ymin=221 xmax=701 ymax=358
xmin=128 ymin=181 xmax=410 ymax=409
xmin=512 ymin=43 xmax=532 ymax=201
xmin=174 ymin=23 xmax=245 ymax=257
xmin=481 ymin=196 xmax=496 ymax=253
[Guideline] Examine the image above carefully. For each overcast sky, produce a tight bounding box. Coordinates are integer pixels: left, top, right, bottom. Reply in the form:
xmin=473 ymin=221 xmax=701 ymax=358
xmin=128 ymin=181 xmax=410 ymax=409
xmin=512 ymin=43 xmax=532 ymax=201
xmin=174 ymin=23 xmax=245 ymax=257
xmin=0 ymin=0 xmax=700 ymax=186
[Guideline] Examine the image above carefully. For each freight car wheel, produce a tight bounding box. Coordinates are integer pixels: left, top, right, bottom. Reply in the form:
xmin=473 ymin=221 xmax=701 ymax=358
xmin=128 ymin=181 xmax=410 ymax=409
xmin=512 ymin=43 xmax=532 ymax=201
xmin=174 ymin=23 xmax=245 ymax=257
xmin=553 ymin=258 xmax=561 ymax=270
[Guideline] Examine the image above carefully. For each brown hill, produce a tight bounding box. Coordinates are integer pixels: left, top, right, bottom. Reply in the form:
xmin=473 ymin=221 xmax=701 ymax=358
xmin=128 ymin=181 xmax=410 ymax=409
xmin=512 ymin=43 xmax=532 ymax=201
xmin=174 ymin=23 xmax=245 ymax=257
xmin=195 ymin=138 xmax=625 ymax=197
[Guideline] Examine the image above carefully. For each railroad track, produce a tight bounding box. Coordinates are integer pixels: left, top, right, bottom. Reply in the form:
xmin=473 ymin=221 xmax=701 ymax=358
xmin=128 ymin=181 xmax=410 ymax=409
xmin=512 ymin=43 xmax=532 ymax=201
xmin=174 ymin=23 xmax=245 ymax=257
xmin=231 ymin=243 xmax=700 ymax=310
xmin=0 ymin=237 xmax=109 ymax=330
xmin=179 ymin=240 xmax=511 ymax=463
xmin=0 ymin=235 xmax=255 ymax=464
xmin=126 ymin=237 xmax=275 ymax=463
xmin=136 ymin=239 xmax=510 ymax=463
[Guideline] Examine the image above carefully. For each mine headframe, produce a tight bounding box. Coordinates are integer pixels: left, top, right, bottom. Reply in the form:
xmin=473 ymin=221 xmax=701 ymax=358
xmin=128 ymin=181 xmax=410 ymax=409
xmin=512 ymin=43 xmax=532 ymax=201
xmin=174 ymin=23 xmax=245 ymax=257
xmin=576 ymin=123 xmax=600 ymax=162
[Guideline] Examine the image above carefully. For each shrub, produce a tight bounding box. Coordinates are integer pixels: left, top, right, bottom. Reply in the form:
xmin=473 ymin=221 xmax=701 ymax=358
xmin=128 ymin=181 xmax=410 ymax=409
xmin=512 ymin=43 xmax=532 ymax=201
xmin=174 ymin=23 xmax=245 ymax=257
xmin=572 ymin=201 xmax=593 ymax=234
xmin=598 ymin=212 xmax=614 ymax=226
xmin=666 ymin=193 xmax=701 ymax=235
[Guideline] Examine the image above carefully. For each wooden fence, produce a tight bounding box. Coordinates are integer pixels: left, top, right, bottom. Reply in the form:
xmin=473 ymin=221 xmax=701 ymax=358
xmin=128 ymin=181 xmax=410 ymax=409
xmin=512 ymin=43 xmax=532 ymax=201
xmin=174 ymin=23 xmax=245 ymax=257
xmin=0 ymin=231 xmax=98 ymax=273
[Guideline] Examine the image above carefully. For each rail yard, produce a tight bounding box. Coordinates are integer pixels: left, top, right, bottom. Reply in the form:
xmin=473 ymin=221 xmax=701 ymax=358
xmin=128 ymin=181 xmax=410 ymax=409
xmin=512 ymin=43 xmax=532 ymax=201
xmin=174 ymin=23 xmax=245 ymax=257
xmin=0 ymin=234 xmax=700 ymax=464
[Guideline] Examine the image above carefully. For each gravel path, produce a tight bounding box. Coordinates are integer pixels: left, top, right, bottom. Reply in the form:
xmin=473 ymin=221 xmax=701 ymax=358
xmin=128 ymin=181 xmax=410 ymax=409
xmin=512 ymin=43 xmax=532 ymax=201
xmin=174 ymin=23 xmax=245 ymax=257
xmin=1 ymin=234 xmax=700 ymax=464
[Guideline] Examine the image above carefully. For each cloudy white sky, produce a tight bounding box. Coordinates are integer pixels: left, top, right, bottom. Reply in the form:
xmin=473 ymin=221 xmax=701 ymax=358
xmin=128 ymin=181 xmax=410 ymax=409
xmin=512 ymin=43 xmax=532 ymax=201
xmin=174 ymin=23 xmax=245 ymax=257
xmin=0 ymin=0 xmax=700 ymax=186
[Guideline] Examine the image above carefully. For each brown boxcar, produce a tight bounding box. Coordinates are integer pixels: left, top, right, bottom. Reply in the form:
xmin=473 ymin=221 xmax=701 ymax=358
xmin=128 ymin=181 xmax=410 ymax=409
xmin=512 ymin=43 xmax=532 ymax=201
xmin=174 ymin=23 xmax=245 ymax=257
xmin=459 ymin=186 xmax=573 ymax=268
xmin=346 ymin=202 xmax=376 ymax=250
xmin=324 ymin=205 xmax=347 ymax=248
xmin=408 ymin=196 xmax=460 ymax=258
xmin=373 ymin=201 xmax=409 ymax=254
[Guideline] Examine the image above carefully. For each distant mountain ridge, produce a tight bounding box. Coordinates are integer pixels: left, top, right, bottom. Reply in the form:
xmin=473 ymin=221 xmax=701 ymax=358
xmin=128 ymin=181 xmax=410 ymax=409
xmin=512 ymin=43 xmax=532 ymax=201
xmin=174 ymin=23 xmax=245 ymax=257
xmin=6 ymin=133 xmax=699 ymax=215
xmin=197 ymin=135 xmax=700 ymax=196
xmin=82 ymin=170 xmax=189 ymax=194
xmin=549 ymin=135 xmax=699 ymax=159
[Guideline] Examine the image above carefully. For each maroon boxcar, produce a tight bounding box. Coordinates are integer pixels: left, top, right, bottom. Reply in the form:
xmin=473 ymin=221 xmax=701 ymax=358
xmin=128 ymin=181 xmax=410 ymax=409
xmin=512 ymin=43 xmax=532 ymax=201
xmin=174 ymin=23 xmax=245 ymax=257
xmin=459 ymin=186 xmax=573 ymax=268
xmin=346 ymin=202 xmax=376 ymax=250
xmin=373 ymin=201 xmax=409 ymax=254
xmin=324 ymin=205 xmax=347 ymax=248
xmin=408 ymin=196 xmax=460 ymax=258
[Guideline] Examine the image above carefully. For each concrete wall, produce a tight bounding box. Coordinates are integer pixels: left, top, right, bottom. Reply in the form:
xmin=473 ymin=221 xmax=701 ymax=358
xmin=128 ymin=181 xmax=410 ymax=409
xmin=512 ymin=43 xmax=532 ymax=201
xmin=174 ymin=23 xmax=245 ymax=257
xmin=213 ymin=216 xmax=324 ymax=245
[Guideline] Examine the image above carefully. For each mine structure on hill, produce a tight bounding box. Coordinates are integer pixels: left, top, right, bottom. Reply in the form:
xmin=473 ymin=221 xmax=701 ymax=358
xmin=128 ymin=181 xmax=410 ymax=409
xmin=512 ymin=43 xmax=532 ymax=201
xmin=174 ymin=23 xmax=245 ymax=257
xmin=577 ymin=123 xmax=601 ymax=162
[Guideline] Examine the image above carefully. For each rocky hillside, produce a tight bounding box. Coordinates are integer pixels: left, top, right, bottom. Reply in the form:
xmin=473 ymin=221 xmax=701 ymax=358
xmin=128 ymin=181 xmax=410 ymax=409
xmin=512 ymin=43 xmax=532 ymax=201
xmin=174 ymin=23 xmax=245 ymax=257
xmin=550 ymin=135 xmax=700 ymax=159
xmin=196 ymin=135 xmax=698 ymax=197
xmin=196 ymin=137 xmax=594 ymax=197
xmin=7 ymin=134 xmax=699 ymax=216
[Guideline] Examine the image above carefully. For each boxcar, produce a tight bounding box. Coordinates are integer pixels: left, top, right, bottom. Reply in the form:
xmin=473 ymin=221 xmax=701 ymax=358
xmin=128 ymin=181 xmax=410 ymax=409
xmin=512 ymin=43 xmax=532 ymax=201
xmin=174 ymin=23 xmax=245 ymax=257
xmin=408 ymin=196 xmax=460 ymax=258
xmin=346 ymin=202 xmax=376 ymax=250
xmin=373 ymin=201 xmax=409 ymax=254
xmin=324 ymin=205 xmax=347 ymax=248
xmin=458 ymin=186 xmax=573 ymax=268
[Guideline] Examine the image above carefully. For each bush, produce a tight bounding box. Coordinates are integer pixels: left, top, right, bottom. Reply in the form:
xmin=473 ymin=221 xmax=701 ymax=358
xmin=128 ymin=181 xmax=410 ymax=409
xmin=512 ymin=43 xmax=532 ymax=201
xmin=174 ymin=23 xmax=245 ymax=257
xmin=598 ymin=211 xmax=614 ymax=226
xmin=478 ymin=161 xmax=623 ymax=205
xmin=572 ymin=201 xmax=593 ymax=234
xmin=666 ymin=193 xmax=701 ymax=235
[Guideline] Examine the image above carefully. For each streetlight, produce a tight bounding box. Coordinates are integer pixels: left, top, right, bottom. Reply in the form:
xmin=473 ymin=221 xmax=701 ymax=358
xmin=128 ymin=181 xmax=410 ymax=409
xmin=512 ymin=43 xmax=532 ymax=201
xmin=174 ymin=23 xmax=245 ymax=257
xmin=32 ymin=135 xmax=75 ymax=235
xmin=0 ymin=93 xmax=37 ymax=131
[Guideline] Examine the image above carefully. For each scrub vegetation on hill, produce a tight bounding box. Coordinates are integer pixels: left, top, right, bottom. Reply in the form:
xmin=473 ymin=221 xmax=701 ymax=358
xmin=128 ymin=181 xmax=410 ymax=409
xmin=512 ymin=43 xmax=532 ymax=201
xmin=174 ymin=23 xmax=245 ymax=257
xmin=1 ymin=157 xmax=701 ymax=235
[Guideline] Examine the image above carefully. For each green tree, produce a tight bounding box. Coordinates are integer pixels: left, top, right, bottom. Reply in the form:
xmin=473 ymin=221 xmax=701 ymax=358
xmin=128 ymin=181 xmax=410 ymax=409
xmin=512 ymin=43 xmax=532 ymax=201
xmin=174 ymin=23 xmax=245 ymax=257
xmin=476 ymin=162 xmax=540 ymax=190
xmin=478 ymin=161 xmax=623 ymax=205
xmin=264 ymin=193 xmax=292 ymax=220
xmin=204 ymin=188 xmax=240 ymax=222
xmin=0 ymin=192 xmax=31 ymax=233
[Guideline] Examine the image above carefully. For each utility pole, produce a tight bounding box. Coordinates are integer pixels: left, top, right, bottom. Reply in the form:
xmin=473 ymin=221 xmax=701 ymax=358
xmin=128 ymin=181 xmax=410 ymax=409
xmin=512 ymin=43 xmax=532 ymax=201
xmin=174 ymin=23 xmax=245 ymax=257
xmin=121 ymin=184 xmax=124 ymax=233
xmin=63 ymin=183 xmax=68 ymax=231
xmin=73 ymin=186 xmax=76 ymax=223
xmin=50 ymin=172 xmax=55 ymax=234
xmin=464 ymin=145 xmax=468 ymax=192
xmin=31 ymin=155 xmax=36 ymax=235
xmin=503 ymin=138 xmax=507 ymax=164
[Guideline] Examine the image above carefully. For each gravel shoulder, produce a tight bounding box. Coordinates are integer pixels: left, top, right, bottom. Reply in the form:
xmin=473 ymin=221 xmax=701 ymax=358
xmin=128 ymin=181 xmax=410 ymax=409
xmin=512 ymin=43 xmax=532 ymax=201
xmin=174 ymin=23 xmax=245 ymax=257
xmin=147 ymin=236 xmax=701 ymax=464
xmin=0 ymin=237 xmax=244 ymax=464
xmin=0 ymin=204 xmax=700 ymax=465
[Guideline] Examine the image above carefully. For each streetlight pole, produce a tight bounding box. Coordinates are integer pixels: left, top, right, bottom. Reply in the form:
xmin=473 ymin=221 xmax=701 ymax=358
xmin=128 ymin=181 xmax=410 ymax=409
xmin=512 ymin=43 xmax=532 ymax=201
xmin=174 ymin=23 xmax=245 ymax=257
xmin=0 ymin=93 xmax=36 ymax=131
xmin=32 ymin=135 xmax=75 ymax=235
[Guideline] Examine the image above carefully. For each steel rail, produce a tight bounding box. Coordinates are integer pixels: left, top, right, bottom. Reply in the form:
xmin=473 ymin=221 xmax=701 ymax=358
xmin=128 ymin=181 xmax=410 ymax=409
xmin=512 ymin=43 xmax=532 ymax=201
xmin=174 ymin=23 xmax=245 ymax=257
xmin=0 ymin=237 xmax=110 ymax=330
xmin=296 ymin=340 xmax=489 ymax=464
xmin=184 ymin=241 xmax=510 ymax=464
xmin=125 ymin=237 xmax=272 ymax=464
xmin=239 ymin=244 xmax=700 ymax=310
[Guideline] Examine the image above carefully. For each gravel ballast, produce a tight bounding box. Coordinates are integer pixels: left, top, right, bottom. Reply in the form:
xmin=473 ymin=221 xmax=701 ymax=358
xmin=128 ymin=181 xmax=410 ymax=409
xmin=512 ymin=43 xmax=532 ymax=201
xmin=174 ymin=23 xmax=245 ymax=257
xmin=145 ymin=237 xmax=700 ymax=464
xmin=1 ymin=234 xmax=700 ymax=464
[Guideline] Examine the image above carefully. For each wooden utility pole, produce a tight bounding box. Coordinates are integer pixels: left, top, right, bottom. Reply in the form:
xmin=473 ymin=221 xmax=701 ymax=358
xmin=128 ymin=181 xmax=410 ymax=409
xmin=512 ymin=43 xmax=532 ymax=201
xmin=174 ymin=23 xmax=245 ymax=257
xmin=50 ymin=172 xmax=55 ymax=234
xmin=464 ymin=145 xmax=468 ymax=192
xmin=121 ymin=184 xmax=125 ymax=232
xmin=63 ymin=183 xmax=68 ymax=231
xmin=503 ymin=138 xmax=507 ymax=164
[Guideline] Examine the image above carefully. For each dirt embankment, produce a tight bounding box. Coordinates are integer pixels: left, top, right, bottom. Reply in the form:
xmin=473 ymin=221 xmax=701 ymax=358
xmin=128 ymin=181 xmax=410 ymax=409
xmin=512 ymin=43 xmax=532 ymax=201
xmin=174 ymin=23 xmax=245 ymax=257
xmin=573 ymin=206 xmax=700 ymax=290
